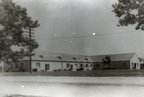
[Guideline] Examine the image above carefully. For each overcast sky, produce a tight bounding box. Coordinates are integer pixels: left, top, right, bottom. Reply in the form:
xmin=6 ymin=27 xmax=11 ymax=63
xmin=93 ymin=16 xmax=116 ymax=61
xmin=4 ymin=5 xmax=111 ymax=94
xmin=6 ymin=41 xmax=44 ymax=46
xmin=13 ymin=0 xmax=144 ymax=58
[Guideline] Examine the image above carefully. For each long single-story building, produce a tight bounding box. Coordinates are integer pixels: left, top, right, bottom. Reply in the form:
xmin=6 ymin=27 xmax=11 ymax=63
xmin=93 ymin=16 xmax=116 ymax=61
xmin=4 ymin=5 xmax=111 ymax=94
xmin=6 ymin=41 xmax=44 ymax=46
xmin=91 ymin=53 xmax=141 ymax=70
xmin=3 ymin=52 xmax=143 ymax=72
xmin=13 ymin=52 xmax=94 ymax=72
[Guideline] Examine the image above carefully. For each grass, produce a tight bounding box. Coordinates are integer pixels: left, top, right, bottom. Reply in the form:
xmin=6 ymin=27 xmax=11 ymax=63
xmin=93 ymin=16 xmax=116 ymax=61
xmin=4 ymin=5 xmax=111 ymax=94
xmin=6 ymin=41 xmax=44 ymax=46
xmin=1 ymin=94 xmax=49 ymax=97
xmin=0 ymin=69 xmax=144 ymax=77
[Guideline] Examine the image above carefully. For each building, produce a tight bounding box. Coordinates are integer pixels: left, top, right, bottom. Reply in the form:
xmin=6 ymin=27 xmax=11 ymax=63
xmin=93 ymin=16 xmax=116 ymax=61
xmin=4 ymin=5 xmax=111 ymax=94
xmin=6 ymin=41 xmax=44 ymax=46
xmin=5 ymin=52 xmax=142 ymax=72
xmin=13 ymin=52 xmax=94 ymax=72
xmin=138 ymin=57 xmax=144 ymax=69
xmin=91 ymin=53 xmax=141 ymax=70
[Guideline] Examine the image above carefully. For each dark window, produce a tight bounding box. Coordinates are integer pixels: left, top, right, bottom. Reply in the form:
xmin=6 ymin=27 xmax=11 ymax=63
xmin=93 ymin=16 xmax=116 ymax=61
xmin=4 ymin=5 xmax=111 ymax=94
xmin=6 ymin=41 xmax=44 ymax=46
xmin=80 ymin=64 xmax=83 ymax=68
xmin=86 ymin=64 xmax=88 ymax=67
xmin=91 ymin=64 xmax=93 ymax=67
xmin=57 ymin=56 xmax=62 ymax=59
xmin=67 ymin=63 xmax=69 ymax=67
xmin=85 ymin=58 xmax=88 ymax=61
xmin=39 ymin=55 xmax=43 ymax=58
xmin=96 ymin=64 xmax=99 ymax=68
xmin=122 ymin=63 xmax=126 ymax=67
xmin=73 ymin=57 xmax=76 ymax=60
xmin=45 ymin=64 xmax=49 ymax=70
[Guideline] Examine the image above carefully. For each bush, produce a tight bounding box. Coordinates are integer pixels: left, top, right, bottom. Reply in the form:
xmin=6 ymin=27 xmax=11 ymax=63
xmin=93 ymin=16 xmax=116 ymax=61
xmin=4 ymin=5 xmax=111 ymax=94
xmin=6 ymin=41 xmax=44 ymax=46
xmin=33 ymin=68 xmax=38 ymax=72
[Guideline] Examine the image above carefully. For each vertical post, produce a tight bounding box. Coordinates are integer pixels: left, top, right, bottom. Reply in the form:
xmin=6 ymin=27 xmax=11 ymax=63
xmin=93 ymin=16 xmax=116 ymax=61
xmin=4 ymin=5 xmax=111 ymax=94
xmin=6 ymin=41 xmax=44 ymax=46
xmin=29 ymin=27 xmax=32 ymax=74
xmin=62 ymin=62 xmax=63 ymax=71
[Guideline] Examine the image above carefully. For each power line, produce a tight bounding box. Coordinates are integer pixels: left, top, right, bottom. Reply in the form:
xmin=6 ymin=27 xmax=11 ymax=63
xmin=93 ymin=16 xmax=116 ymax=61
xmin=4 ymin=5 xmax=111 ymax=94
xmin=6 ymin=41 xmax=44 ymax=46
xmin=34 ymin=30 xmax=142 ymax=40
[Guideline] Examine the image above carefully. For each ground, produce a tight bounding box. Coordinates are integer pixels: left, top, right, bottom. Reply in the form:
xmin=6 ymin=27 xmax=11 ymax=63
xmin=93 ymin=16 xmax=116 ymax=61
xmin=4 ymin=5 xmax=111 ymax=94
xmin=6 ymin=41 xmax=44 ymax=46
xmin=0 ymin=75 xmax=144 ymax=97
xmin=0 ymin=69 xmax=144 ymax=77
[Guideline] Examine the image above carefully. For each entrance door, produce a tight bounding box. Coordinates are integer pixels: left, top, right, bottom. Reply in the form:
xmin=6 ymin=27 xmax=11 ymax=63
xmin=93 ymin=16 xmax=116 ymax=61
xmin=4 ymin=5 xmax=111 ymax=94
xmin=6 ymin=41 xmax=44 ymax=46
xmin=133 ymin=63 xmax=136 ymax=69
xmin=70 ymin=65 xmax=73 ymax=71
xmin=45 ymin=64 xmax=49 ymax=71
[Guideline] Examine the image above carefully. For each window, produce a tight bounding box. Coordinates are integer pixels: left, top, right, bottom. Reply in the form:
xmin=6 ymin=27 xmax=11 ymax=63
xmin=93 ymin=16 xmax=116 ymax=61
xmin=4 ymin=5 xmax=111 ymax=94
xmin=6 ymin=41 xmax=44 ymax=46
xmin=75 ymin=64 xmax=78 ymax=68
xmin=39 ymin=55 xmax=43 ymax=58
xmin=36 ymin=63 xmax=40 ymax=68
xmin=85 ymin=58 xmax=88 ymax=61
xmin=96 ymin=64 xmax=99 ymax=68
xmin=91 ymin=64 xmax=93 ymax=67
xmin=45 ymin=64 xmax=49 ymax=70
xmin=72 ymin=57 xmax=76 ymax=60
xmin=80 ymin=64 xmax=83 ymax=68
xmin=86 ymin=64 xmax=88 ymax=67
xmin=122 ymin=63 xmax=126 ymax=67
xmin=67 ymin=63 xmax=69 ymax=67
xmin=132 ymin=63 xmax=133 ymax=66
xmin=57 ymin=56 xmax=62 ymax=59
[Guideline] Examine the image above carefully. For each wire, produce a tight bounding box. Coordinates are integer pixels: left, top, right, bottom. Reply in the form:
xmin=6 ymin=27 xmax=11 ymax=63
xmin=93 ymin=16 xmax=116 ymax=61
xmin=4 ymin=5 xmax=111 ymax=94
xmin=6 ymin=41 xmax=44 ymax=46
xmin=34 ymin=30 xmax=142 ymax=40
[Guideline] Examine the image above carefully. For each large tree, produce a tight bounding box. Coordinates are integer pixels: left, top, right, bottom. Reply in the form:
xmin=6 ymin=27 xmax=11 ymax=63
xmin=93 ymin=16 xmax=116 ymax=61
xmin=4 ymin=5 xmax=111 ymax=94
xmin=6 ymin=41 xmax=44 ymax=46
xmin=0 ymin=0 xmax=39 ymax=62
xmin=112 ymin=0 xmax=144 ymax=30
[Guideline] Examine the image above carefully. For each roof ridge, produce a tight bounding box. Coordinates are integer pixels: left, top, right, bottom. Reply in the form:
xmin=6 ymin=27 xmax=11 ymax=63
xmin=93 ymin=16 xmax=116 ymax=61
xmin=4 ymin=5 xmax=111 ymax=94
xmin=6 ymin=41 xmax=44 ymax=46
xmin=90 ymin=52 xmax=135 ymax=57
xmin=33 ymin=51 xmax=89 ymax=57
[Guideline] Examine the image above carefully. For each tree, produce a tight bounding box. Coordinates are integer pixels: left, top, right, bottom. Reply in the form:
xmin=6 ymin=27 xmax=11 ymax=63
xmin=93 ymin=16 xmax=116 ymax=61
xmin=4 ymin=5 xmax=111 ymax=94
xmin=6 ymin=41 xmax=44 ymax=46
xmin=112 ymin=0 xmax=144 ymax=30
xmin=102 ymin=56 xmax=111 ymax=69
xmin=0 ymin=0 xmax=39 ymax=63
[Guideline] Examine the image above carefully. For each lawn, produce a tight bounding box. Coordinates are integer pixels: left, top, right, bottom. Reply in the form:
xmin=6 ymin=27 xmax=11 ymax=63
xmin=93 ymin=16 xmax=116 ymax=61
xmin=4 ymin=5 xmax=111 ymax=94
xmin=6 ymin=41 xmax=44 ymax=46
xmin=0 ymin=69 xmax=144 ymax=77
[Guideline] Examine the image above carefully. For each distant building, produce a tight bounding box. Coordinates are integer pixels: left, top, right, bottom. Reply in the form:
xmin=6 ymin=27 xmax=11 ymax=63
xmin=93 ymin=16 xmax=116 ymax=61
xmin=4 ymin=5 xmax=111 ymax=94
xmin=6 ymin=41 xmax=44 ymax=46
xmin=91 ymin=53 xmax=141 ymax=70
xmin=4 ymin=52 xmax=142 ymax=72
xmin=138 ymin=57 xmax=144 ymax=69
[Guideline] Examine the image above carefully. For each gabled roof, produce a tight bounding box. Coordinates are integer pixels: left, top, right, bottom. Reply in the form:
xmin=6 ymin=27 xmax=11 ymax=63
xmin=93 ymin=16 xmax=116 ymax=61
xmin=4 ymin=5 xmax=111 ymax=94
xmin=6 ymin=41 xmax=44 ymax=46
xmin=90 ymin=53 xmax=135 ymax=62
xmin=21 ymin=51 xmax=93 ymax=62
xmin=138 ymin=57 xmax=144 ymax=61
xmin=20 ymin=52 xmax=137 ymax=63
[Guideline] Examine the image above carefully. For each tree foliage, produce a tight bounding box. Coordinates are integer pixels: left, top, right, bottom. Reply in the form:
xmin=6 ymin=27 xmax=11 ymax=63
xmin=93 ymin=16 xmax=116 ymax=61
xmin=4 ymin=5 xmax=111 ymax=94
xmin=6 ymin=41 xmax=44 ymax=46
xmin=0 ymin=0 xmax=39 ymax=62
xmin=112 ymin=0 xmax=144 ymax=30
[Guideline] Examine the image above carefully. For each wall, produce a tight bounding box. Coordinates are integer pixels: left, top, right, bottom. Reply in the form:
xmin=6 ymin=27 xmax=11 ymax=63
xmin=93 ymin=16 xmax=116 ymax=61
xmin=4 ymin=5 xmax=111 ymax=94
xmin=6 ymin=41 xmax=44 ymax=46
xmin=32 ymin=61 xmax=62 ymax=72
xmin=94 ymin=61 xmax=130 ymax=70
xmin=62 ymin=62 xmax=93 ymax=71
xmin=130 ymin=54 xmax=141 ymax=69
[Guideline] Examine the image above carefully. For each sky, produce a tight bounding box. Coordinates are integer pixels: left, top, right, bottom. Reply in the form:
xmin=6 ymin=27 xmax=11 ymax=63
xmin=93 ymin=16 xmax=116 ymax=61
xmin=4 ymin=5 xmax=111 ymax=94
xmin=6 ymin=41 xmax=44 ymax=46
xmin=13 ymin=0 xmax=144 ymax=58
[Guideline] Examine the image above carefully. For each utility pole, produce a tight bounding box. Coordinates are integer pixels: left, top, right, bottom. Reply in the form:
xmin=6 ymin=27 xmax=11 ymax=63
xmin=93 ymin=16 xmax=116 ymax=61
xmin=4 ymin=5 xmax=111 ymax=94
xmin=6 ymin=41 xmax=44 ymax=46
xmin=29 ymin=27 xmax=32 ymax=74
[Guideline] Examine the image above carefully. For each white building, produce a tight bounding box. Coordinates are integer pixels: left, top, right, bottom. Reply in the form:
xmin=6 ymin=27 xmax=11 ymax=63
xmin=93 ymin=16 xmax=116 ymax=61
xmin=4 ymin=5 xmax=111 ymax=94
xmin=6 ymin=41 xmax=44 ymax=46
xmin=8 ymin=52 xmax=142 ymax=72
xmin=14 ymin=52 xmax=93 ymax=72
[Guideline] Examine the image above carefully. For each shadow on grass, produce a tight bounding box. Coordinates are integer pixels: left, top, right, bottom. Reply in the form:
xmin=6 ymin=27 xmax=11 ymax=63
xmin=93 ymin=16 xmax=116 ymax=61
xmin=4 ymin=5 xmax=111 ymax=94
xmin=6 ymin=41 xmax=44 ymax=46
xmin=1 ymin=94 xmax=49 ymax=97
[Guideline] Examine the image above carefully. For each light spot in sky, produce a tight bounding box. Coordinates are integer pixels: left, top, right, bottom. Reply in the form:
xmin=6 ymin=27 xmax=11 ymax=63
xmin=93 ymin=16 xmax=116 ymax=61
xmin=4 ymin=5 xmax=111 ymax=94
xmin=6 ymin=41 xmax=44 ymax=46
xmin=93 ymin=33 xmax=96 ymax=36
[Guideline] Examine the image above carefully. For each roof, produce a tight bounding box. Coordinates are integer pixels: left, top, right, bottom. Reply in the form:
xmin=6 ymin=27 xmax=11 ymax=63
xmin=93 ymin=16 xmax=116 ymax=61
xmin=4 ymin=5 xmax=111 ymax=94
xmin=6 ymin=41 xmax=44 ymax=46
xmin=138 ymin=57 xmax=144 ymax=61
xmin=20 ymin=52 xmax=137 ymax=62
xmin=20 ymin=51 xmax=93 ymax=62
xmin=90 ymin=53 xmax=135 ymax=62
